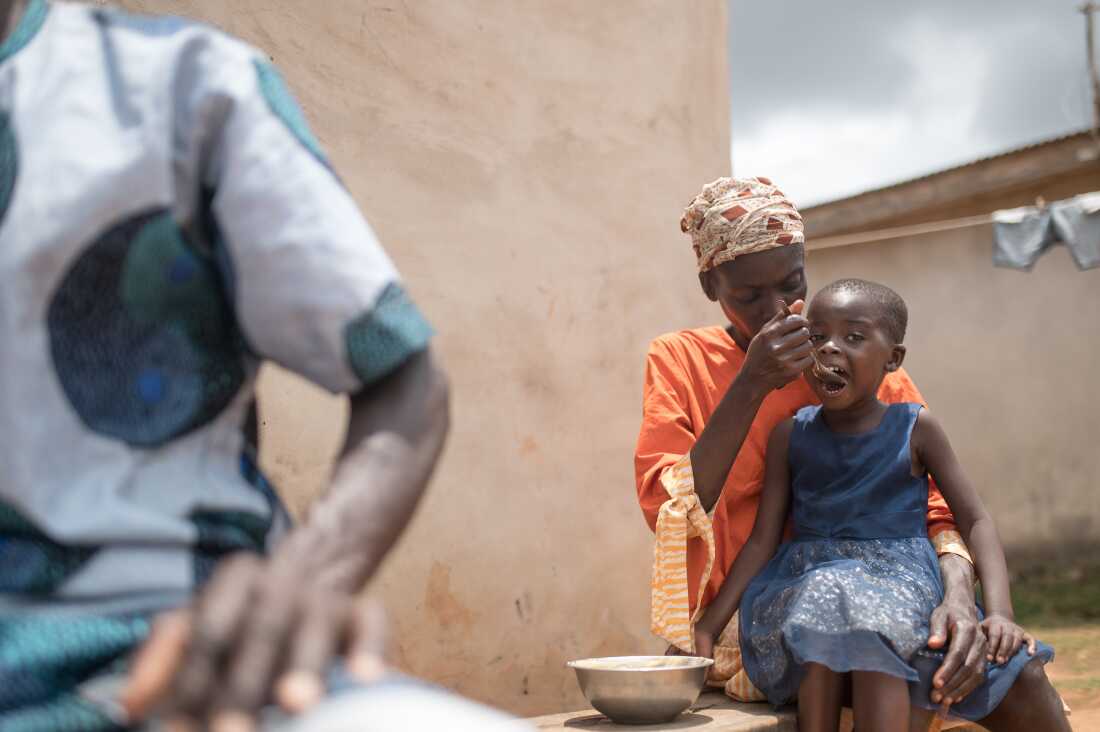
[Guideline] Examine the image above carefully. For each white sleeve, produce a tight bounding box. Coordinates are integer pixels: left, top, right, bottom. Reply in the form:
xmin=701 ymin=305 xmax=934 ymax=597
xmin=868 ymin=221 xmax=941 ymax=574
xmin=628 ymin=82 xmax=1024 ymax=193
xmin=181 ymin=37 xmax=431 ymax=393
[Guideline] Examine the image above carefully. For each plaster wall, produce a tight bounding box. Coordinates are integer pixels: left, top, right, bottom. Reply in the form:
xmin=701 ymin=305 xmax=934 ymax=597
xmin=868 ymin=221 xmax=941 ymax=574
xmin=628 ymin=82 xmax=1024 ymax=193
xmin=806 ymin=219 xmax=1100 ymax=559
xmin=109 ymin=0 xmax=731 ymax=715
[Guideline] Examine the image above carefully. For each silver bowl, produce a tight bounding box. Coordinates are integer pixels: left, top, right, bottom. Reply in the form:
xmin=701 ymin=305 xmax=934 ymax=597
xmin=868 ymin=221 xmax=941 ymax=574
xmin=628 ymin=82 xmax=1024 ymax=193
xmin=566 ymin=655 xmax=714 ymax=725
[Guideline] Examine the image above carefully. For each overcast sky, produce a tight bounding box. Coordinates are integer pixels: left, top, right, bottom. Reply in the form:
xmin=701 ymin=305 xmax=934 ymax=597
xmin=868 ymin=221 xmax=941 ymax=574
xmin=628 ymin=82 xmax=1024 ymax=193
xmin=728 ymin=0 xmax=1091 ymax=206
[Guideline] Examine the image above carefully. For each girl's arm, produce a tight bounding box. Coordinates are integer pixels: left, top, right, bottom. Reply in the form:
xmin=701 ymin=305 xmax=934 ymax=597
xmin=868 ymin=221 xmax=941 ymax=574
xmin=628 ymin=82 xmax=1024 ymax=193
xmin=694 ymin=418 xmax=794 ymax=649
xmin=914 ymin=409 xmax=1036 ymax=664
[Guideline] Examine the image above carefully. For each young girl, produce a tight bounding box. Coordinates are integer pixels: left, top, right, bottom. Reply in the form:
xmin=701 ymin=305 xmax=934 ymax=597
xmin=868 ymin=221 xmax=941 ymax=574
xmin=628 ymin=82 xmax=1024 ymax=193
xmin=691 ymin=279 xmax=1060 ymax=732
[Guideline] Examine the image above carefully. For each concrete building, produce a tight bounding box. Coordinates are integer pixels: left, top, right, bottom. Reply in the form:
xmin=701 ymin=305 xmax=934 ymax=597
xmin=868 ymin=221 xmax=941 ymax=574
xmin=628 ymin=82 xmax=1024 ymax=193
xmin=107 ymin=0 xmax=731 ymax=717
xmin=802 ymin=130 xmax=1100 ymax=561
xmin=82 ymin=0 xmax=1098 ymax=719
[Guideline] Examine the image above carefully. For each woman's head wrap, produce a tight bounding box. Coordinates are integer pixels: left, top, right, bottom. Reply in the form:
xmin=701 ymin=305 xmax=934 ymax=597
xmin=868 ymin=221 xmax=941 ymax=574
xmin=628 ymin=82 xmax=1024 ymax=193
xmin=680 ymin=176 xmax=804 ymax=272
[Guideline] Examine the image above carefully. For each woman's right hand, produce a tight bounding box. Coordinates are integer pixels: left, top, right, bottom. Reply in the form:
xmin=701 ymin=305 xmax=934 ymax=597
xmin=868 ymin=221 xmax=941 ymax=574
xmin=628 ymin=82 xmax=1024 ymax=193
xmin=740 ymin=300 xmax=813 ymax=394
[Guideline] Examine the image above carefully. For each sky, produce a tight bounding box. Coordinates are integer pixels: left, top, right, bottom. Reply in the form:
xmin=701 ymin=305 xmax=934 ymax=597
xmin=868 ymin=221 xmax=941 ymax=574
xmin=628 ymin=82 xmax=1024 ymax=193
xmin=728 ymin=0 xmax=1092 ymax=206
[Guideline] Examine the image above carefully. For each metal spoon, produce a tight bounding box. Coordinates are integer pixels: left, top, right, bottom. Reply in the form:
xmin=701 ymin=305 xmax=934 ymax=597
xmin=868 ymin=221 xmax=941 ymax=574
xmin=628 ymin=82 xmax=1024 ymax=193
xmin=777 ymin=300 xmax=837 ymax=383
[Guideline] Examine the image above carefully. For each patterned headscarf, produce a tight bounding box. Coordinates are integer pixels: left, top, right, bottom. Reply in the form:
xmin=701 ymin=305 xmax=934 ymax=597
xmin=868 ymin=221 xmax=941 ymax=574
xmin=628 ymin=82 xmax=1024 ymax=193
xmin=680 ymin=176 xmax=804 ymax=271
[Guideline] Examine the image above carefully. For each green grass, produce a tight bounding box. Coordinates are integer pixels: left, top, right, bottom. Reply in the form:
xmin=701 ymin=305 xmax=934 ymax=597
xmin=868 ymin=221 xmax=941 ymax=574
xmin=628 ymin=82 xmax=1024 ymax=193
xmin=1055 ymin=677 xmax=1100 ymax=691
xmin=1007 ymin=559 xmax=1100 ymax=628
xmin=1028 ymin=626 xmax=1100 ymax=675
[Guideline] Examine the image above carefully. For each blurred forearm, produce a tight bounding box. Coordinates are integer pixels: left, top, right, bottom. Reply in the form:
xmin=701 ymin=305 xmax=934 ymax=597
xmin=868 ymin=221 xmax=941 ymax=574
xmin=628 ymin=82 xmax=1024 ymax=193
xmin=281 ymin=348 xmax=450 ymax=592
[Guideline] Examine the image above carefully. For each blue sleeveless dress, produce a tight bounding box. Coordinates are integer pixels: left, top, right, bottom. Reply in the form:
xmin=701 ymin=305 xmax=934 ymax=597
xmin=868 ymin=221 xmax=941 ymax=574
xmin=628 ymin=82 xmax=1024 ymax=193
xmin=738 ymin=403 xmax=1053 ymax=720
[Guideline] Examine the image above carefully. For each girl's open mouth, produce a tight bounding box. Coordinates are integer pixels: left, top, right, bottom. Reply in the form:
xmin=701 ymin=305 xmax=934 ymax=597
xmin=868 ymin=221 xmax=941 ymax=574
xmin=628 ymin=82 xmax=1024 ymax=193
xmin=815 ymin=366 xmax=848 ymax=396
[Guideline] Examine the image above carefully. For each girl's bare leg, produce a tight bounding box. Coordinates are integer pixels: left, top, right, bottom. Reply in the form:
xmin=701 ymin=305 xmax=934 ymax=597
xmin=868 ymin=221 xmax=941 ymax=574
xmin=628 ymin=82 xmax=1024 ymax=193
xmin=798 ymin=662 xmax=844 ymax=732
xmin=852 ymin=671 xmax=908 ymax=732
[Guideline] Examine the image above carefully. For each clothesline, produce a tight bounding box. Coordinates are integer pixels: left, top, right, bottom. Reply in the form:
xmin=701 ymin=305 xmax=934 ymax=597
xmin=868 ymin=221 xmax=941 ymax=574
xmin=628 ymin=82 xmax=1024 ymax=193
xmin=807 ymin=213 xmax=996 ymax=251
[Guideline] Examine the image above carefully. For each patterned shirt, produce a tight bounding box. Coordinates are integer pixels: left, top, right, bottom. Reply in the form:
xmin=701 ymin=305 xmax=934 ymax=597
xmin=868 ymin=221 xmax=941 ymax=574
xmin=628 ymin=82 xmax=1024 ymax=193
xmin=0 ymin=0 xmax=432 ymax=615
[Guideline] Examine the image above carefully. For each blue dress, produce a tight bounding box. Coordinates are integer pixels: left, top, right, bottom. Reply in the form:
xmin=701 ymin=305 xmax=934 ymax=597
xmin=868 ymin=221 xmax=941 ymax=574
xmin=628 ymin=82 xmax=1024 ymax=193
xmin=738 ymin=403 xmax=1053 ymax=720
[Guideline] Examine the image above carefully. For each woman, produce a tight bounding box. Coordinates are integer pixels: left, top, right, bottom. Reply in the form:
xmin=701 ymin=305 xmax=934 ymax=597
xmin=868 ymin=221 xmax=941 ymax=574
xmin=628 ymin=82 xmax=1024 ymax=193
xmin=635 ymin=176 xmax=1066 ymax=729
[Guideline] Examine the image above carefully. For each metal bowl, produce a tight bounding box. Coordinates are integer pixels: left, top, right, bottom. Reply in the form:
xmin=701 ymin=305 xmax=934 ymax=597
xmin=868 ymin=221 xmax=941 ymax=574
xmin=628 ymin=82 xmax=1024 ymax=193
xmin=566 ymin=655 xmax=714 ymax=725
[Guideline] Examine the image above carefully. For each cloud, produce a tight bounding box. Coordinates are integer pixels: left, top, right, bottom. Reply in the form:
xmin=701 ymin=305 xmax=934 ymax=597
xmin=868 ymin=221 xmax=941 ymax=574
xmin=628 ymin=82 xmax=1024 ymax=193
xmin=729 ymin=0 xmax=1091 ymax=205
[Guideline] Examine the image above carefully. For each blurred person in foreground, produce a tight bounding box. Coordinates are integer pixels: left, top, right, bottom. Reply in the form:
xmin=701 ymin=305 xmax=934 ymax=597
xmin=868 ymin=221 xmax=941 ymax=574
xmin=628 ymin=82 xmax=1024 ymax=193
xmin=0 ymin=1 xmax=526 ymax=729
xmin=637 ymin=176 xmax=1069 ymax=730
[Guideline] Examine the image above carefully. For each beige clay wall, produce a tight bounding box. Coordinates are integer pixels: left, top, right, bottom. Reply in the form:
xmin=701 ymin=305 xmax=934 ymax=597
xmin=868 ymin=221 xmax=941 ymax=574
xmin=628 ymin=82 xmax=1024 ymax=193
xmin=806 ymin=224 xmax=1100 ymax=557
xmin=108 ymin=0 xmax=731 ymax=716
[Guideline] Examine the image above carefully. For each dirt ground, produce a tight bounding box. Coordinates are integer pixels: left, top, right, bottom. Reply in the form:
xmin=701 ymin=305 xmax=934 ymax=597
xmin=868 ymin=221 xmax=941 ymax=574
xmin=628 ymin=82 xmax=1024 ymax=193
xmin=1004 ymin=557 xmax=1100 ymax=730
xmin=1037 ymin=625 xmax=1100 ymax=731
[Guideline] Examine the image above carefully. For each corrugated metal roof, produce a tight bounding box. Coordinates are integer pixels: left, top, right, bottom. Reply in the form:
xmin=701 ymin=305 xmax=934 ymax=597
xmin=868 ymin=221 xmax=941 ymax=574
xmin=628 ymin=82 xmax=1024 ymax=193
xmin=803 ymin=129 xmax=1097 ymax=212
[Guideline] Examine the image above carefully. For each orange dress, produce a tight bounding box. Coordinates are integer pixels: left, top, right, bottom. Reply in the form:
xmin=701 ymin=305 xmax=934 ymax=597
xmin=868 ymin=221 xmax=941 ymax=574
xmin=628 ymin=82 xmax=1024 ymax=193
xmin=635 ymin=326 xmax=970 ymax=699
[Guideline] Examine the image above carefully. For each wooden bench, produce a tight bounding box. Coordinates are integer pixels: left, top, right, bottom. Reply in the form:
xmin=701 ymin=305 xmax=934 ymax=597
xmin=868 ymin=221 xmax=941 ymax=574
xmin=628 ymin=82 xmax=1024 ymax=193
xmin=527 ymin=691 xmax=985 ymax=731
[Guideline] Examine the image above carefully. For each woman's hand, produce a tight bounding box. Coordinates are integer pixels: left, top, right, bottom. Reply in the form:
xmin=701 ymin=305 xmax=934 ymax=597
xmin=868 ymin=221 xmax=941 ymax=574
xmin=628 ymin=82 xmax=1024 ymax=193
xmin=927 ymin=595 xmax=988 ymax=707
xmin=740 ymin=300 xmax=813 ymax=395
xmin=982 ymin=615 xmax=1037 ymax=665
xmin=927 ymin=554 xmax=987 ymax=706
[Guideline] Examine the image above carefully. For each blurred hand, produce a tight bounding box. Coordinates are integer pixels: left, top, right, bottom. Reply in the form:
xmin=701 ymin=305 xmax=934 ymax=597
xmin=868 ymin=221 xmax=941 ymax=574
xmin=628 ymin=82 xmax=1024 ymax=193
xmin=121 ymin=552 xmax=387 ymax=731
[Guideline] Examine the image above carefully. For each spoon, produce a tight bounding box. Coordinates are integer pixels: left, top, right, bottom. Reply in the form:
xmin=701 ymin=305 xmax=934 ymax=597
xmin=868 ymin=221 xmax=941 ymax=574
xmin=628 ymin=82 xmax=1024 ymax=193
xmin=777 ymin=300 xmax=838 ymax=383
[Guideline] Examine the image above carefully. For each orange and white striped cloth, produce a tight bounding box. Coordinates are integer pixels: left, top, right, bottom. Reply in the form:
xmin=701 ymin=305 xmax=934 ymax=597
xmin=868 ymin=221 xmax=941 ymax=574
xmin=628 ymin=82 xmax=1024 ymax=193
xmin=650 ymin=453 xmax=765 ymax=701
xmin=650 ymin=454 xmax=713 ymax=653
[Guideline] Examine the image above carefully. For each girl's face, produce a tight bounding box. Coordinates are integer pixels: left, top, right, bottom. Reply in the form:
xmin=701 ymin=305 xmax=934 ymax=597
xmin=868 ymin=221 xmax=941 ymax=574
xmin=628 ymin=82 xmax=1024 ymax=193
xmin=806 ymin=289 xmax=905 ymax=410
xmin=699 ymin=244 xmax=807 ymax=349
